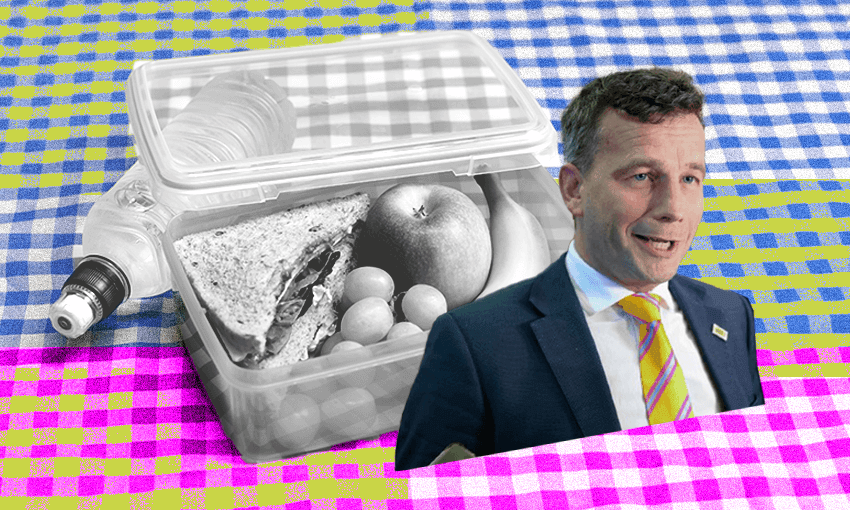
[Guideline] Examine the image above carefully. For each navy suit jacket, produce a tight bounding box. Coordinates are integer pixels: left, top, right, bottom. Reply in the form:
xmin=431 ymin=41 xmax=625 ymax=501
xmin=395 ymin=252 xmax=764 ymax=471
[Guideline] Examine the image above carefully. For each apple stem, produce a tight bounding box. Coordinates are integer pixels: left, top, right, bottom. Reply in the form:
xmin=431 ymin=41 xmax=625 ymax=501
xmin=413 ymin=205 xmax=427 ymax=219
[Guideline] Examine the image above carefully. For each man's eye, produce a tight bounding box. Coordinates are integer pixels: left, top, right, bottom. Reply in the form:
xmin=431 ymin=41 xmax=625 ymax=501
xmin=683 ymin=175 xmax=700 ymax=184
xmin=633 ymin=173 xmax=648 ymax=181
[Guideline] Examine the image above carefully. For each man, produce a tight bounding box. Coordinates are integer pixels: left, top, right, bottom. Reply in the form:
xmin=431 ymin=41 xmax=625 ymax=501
xmin=394 ymin=67 xmax=764 ymax=471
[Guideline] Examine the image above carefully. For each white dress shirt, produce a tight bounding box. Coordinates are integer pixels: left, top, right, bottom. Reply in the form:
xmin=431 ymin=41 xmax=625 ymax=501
xmin=565 ymin=242 xmax=722 ymax=429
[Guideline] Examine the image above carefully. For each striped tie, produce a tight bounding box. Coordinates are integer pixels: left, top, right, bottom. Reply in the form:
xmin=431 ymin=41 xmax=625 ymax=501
xmin=618 ymin=293 xmax=695 ymax=425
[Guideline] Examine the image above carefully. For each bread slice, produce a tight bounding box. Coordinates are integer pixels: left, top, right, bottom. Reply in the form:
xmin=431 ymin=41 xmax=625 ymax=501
xmin=174 ymin=192 xmax=370 ymax=368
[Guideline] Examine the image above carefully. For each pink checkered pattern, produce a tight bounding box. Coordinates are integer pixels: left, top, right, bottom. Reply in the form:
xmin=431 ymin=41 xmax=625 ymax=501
xmin=5 ymin=348 xmax=850 ymax=508
xmin=759 ymin=348 xmax=850 ymax=367
xmin=403 ymin=377 xmax=850 ymax=508
xmin=0 ymin=347 xmax=405 ymax=506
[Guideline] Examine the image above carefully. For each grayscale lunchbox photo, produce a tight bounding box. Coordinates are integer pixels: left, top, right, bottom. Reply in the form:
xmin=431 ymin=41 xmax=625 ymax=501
xmin=124 ymin=30 xmax=574 ymax=463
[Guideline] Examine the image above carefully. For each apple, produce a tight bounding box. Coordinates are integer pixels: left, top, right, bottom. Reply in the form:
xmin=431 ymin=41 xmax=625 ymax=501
xmin=355 ymin=183 xmax=492 ymax=310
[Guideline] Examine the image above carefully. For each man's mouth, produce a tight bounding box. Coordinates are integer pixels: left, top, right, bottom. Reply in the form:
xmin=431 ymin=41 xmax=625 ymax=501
xmin=633 ymin=233 xmax=676 ymax=251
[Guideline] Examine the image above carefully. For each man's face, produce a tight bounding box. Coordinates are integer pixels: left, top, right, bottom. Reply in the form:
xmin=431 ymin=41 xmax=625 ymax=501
xmin=559 ymin=109 xmax=706 ymax=294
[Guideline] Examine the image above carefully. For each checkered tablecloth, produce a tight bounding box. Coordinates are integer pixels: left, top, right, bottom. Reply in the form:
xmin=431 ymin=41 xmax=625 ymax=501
xmin=1 ymin=0 xmax=850 ymax=508
xmin=422 ymin=0 xmax=850 ymax=180
xmin=407 ymin=378 xmax=850 ymax=509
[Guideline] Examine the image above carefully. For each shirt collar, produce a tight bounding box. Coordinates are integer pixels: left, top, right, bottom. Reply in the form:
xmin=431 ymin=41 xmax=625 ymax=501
xmin=565 ymin=241 xmax=674 ymax=315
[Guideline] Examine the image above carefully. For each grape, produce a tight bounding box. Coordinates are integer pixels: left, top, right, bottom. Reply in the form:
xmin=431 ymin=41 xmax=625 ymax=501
xmin=295 ymin=377 xmax=337 ymax=403
xmin=342 ymin=266 xmax=395 ymax=311
xmin=332 ymin=340 xmax=364 ymax=353
xmin=291 ymin=360 xmax=337 ymax=401
xmin=268 ymin=393 xmax=321 ymax=449
xmin=320 ymin=387 xmax=377 ymax=437
xmin=385 ymin=321 xmax=423 ymax=342
xmin=331 ymin=341 xmax=377 ymax=388
xmin=340 ymin=296 xmax=394 ymax=346
xmin=319 ymin=331 xmax=345 ymax=356
xmin=401 ymin=284 xmax=447 ymax=331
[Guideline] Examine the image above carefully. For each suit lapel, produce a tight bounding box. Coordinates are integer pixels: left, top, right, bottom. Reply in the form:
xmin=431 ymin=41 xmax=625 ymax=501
xmin=668 ymin=276 xmax=748 ymax=411
xmin=528 ymin=254 xmax=622 ymax=438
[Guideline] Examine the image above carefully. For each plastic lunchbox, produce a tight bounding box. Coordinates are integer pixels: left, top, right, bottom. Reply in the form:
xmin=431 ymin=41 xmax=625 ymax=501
xmin=130 ymin=31 xmax=575 ymax=463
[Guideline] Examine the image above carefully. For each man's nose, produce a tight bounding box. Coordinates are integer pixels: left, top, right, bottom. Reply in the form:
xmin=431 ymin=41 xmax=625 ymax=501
xmin=652 ymin=179 xmax=687 ymax=223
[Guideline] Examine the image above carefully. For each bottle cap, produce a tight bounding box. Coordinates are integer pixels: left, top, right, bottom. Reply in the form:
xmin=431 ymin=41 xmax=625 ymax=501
xmin=49 ymin=256 xmax=130 ymax=339
xmin=50 ymin=290 xmax=96 ymax=339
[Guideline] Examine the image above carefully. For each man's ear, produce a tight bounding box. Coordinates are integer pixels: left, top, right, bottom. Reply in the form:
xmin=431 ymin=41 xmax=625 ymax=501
xmin=559 ymin=163 xmax=584 ymax=218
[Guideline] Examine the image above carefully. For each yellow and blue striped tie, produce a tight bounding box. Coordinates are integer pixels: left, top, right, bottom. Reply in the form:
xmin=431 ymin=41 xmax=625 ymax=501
xmin=618 ymin=293 xmax=695 ymax=425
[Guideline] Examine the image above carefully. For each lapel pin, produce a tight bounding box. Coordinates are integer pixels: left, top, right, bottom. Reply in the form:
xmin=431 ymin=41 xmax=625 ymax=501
xmin=712 ymin=324 xmax=728 ymax=341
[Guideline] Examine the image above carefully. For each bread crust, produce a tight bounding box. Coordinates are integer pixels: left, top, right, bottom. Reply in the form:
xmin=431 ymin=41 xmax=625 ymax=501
xmin=175 ymin=192 xmax=370 ymax=366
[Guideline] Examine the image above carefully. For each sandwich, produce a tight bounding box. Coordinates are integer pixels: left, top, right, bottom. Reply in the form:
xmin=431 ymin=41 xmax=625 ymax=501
xmin=174 ymin=192 xmax=370 ymax=369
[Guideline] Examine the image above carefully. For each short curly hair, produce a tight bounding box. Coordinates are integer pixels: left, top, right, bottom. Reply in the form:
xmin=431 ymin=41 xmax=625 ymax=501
xmin=561 ymin=67 xmax=705 ymax=175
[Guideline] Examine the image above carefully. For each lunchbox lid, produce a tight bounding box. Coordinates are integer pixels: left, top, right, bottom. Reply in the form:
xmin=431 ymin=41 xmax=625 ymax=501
xmin=126 ymin=31 xmax=560 ymax=209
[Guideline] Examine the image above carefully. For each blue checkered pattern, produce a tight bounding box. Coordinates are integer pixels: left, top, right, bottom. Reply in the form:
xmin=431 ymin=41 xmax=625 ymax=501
xmin=1 ymin=2 xmax=848 ymax=347
xmin=0 ymin=1 xmax=847 ymax=355
xmin=691 ymin=232 xmax=849 ymax=249
xmin=422 ymin=0 xmax=850 ymax=179
xmin=704 ymin=180 xmax=849 ymax=197
xmin=680 ymin=259 xmax=848 ymax=278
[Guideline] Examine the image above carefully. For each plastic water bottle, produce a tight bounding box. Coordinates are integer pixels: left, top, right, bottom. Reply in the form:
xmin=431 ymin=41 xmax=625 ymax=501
xmin=49 ymin=70 xmax=296 ymax=339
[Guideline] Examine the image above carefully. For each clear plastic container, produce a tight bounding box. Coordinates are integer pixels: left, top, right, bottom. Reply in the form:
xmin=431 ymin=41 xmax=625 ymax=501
xmin=61 ymin=31 xmax=572 ymax=461
xmin=126 ymin=31 xmax=560 ymax=211
xmin=165 ymin=165 xmax=573 ymax=463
